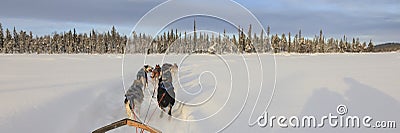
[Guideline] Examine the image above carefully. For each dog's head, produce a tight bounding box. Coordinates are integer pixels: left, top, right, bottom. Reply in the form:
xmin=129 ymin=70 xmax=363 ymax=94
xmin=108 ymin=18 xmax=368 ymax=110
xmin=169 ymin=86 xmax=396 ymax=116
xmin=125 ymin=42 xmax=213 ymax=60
xmin=144 ymin=65 xmax=153 ymax=72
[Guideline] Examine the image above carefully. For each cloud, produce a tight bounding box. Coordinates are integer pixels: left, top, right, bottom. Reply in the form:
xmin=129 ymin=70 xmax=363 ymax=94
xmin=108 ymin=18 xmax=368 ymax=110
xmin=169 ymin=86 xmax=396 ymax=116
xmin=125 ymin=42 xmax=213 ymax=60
xmin=237 ymin=0 xmax=400 ymax=43
xmin=1 ymin=17 xmax=133 ymax=36
xmin=0 ymin=0 xmax=163 ymax=26
xmin=0 ymin=0 xmax=398 ymax=43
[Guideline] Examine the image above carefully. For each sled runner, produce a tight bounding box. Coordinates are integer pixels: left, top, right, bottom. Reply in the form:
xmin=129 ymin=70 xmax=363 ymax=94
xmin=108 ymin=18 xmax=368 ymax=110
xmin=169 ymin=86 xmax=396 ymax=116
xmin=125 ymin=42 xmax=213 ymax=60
xmin=92 ymin=118 xmax=161 ymax=133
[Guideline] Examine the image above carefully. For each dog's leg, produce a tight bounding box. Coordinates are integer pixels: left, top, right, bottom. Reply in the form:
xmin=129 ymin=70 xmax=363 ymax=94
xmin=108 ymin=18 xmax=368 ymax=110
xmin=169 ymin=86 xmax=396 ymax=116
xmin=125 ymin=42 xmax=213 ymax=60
xmin=145 ymin=79 xmax=148 ymax=89
xmin=168 ymin=103 xmax=174 ymax=121
xmin=160 ymin=107 xmax=165 ymax=118
xmin=152 ymin=78 xmax=155 ymax=87
xmin=168 ymin=104 xmax=172 ymax=116
xmin=141 ymin=77 xmax=147 ymax=90
xmin=143 ymin=82 xmax=146 ymax=89
xmin=145 ymin=73 xmax=149 ymax=89
xmin=152 ymin=78 xmax=157 ymax=98
xmin=125 ymin=101 xmax=133 ymax=119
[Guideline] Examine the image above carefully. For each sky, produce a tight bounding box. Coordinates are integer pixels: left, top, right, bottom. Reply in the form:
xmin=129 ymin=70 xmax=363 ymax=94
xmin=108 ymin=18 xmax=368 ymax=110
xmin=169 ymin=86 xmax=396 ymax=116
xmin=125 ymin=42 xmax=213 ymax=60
xmin=0 ymin=0 xmax=399 ymax=44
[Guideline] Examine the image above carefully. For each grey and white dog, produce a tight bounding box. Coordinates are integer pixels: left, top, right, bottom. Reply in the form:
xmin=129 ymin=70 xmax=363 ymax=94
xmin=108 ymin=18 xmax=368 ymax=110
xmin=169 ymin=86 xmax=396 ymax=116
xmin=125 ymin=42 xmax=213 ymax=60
xmin=161 ymin=63 xmax=178 ymax=80
xmin=170 ymin=63 xmax=178 ymax=78
xmin=136 ymin=65 xmax=153 ymax=89
xmin=125 ymin=79 xmax=144 ymax=119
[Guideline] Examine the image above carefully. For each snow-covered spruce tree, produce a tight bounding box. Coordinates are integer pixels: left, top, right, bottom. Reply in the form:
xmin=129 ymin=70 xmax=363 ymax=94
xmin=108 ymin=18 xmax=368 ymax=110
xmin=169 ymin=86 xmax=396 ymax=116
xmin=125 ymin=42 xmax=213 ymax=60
xmin=0 ymin=23 xmax=3 ymax=53
xmin=266 ymin=25 xmax=271 ymax=52
xmin=318 ymin=29 xmax=324 ymax=53
xmin=281 ymin=33 xmax=287 ymax=52
xmin=4 ymin=28 xmax=12 ymax=53
xmin=18 ymin=30 xmax=25 ymax=53
xmin=27 ymin=31 xmax=33 ymax=54
xmin=367 ymin=40 xmax=374 ymax=52
xmin=362 ymin=42 xmax=367 ymax=52
xmin=293 ymin=34 xmax=298 ymax=53
xmin=288 ymin=32 xmax=292 ymax=53
xmin=12 ymin=27 xmax=19 ymax=53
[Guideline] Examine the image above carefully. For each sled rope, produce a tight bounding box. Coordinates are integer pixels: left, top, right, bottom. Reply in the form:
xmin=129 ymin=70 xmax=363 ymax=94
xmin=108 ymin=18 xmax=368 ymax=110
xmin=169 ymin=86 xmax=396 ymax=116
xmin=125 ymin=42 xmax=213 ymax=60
xmin=152 ymin=80 xmax=157 ymax=97
xmin=143 ymin=95 xmax=153 ymax=124
xmin=143 ymin=78 xmax=156 ymax=124
xmin=144 ymin=79 xmax=161 ymax=122
xmin=132 ymin=109 xmax=139 ymax=133
xmin=147 ymin=93 xmax=166 ymax=123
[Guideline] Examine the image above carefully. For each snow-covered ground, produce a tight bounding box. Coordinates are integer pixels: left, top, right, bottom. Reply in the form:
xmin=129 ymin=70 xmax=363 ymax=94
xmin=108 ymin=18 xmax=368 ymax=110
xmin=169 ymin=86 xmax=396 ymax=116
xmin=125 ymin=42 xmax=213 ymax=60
xmin=0 ymin=53 xmax=399 ymax=133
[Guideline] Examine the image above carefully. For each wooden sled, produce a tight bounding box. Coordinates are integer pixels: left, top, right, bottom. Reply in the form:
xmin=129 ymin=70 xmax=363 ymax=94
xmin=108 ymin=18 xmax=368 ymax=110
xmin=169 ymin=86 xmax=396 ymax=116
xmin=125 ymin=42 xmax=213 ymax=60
xmin=92 ymin=118 xmax=161 ymax=133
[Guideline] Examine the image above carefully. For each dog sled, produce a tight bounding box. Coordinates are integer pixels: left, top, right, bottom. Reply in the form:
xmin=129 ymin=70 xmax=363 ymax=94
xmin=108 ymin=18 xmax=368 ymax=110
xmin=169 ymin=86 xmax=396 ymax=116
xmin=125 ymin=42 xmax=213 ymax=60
xmin=92 ymin=63 xmax=178 ymax=133
xmin=92 ymin=118 xmax=161 ymax=133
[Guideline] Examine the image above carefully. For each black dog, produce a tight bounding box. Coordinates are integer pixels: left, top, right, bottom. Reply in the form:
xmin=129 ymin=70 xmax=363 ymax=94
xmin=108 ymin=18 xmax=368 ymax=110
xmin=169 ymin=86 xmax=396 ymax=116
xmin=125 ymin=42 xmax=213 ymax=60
xmin=157 ymin=76 xmax=175 ymax=116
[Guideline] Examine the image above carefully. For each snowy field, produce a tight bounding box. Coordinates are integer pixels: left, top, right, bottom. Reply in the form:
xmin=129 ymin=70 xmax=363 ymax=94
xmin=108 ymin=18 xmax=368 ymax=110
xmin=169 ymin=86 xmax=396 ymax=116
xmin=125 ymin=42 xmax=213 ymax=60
xmin=0 ymin=53 xmax=399 ymax=133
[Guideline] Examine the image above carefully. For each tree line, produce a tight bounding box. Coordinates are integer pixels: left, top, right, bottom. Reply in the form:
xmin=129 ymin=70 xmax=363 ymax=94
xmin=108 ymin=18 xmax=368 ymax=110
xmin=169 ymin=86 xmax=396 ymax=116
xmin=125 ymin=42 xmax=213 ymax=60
xmin=0 ymin=21 xmax=375 ymax=54
xmin=0 ymin=23 xmax=126 ymax=54
xmin=127 ymin=20 xmax=375 ymax=54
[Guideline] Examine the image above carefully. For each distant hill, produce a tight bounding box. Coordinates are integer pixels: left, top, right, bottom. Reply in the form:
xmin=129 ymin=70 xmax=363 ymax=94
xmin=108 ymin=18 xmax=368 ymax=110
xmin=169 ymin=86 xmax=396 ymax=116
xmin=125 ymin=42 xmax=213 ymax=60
xmin=374 ymin=42 xmax=400 ymax=52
